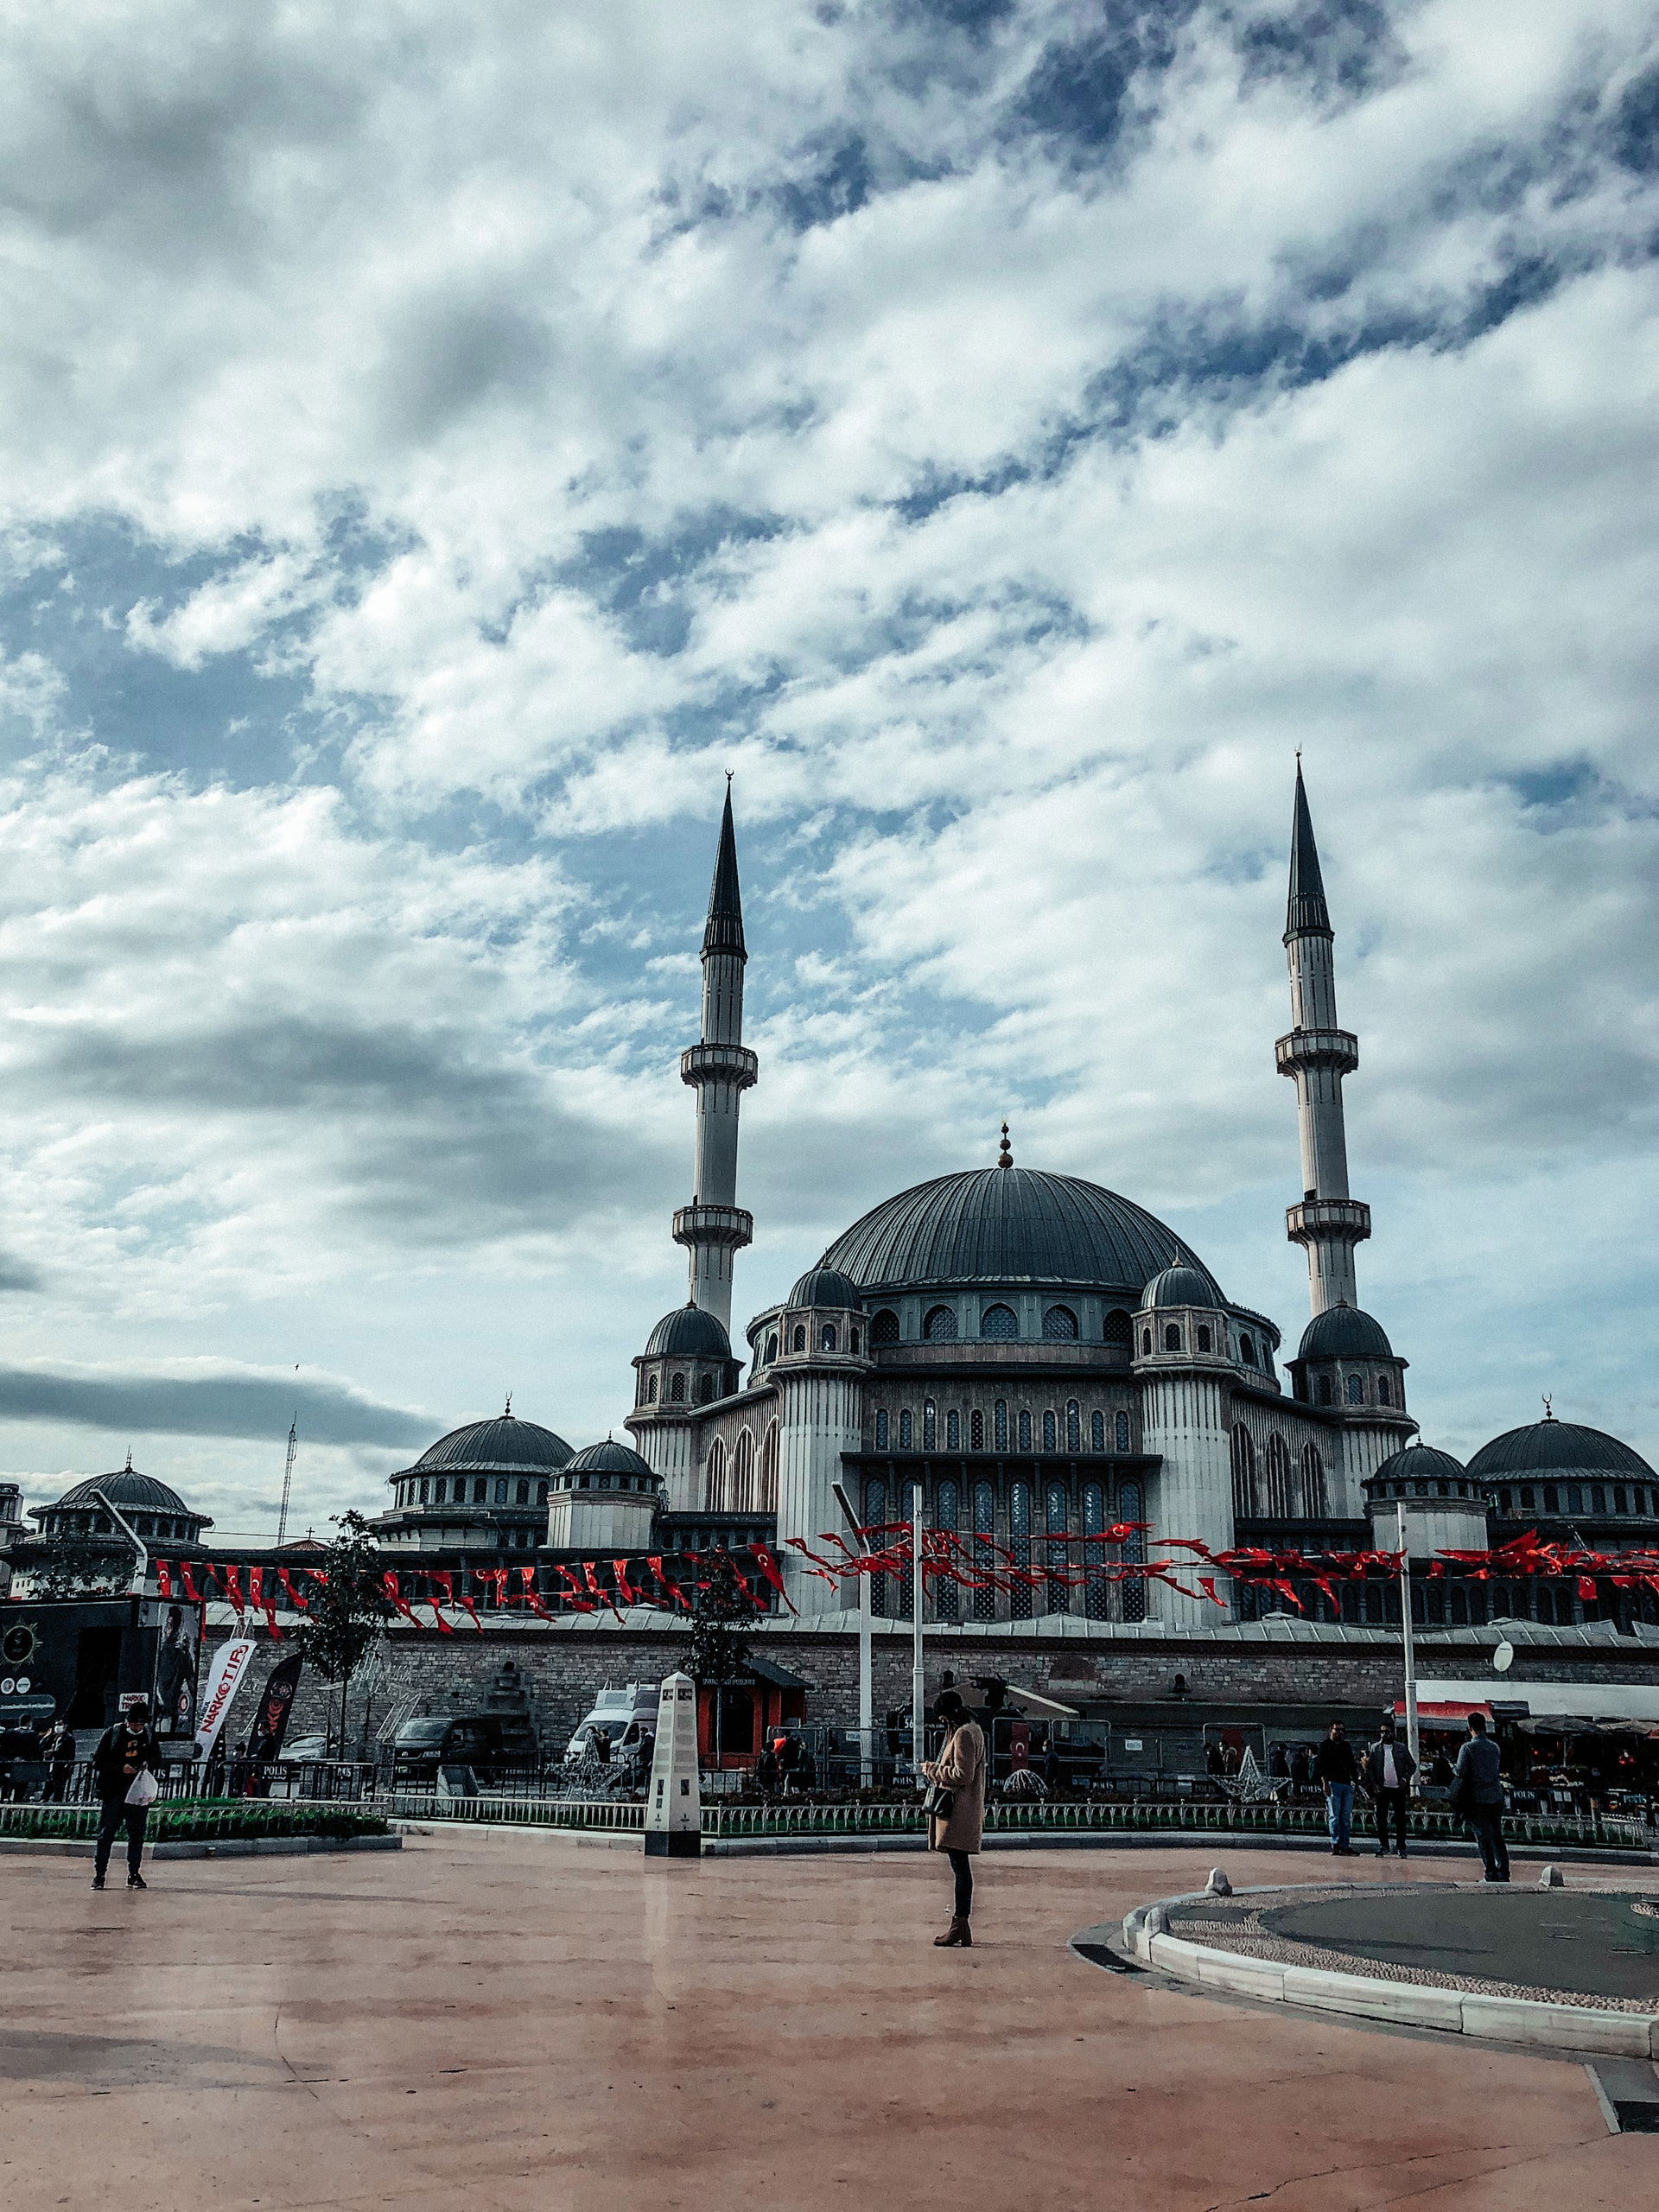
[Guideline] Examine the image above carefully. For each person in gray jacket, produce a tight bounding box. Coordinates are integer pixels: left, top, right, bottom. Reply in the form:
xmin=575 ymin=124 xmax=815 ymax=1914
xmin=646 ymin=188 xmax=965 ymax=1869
xmin=1452 ymin=1711 xmax=1509 ymax=1882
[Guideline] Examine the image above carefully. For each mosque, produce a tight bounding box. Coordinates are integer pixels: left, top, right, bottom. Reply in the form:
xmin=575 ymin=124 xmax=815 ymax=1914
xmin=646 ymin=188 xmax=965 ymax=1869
xmin=16 ymin=774 xmax=1659 ymax=1651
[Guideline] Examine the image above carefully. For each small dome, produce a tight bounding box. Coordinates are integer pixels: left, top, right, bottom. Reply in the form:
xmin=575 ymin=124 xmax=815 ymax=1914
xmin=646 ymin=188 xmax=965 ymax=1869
xmin=1367 ymin=1444 xmax=1468 ymax=1491
xmin=1467 ymin=1417 xmax=1654 ymax=1481
xmin=789 ymin=1266 xmax=862 ymax=1309
xmin=53 ymin=1468 xmax=198 ymax=1517
xmin=410 ymin=1414 xmax=574 ymax=1474
xmin=644 ymin=1303 xmax=734 ymax=1359
xmin=1298 ymin=1305 xmax=1394 ymax=1361
xmin=565 ymin=1439 xmax=655 ymax=1480
xmin=1140 ymin=1265 xmax=1222 ymax=1312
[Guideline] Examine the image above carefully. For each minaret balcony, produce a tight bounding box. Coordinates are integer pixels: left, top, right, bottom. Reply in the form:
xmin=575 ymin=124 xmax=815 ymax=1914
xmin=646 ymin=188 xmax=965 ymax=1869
xmin=1274 ymin=1027 xmax=1358 ymax=1077
xmin=680 ymin=1042 xmax=759 ymax=1090
xmin=1286 ymin=1197 xmax=1371 ymax=1246
xmin=672 ymin=1201 xmax=754 ymax=1251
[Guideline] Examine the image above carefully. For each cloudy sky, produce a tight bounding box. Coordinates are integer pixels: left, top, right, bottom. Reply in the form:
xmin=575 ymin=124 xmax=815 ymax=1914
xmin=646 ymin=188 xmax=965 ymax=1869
xmin=1 ymin=0 xmax=1656 ymax=1535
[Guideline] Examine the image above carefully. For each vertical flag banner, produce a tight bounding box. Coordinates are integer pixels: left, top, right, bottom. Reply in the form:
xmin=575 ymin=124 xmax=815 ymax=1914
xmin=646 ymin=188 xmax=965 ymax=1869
xmin=194 ymin=1637 xmax=257 ymax=1758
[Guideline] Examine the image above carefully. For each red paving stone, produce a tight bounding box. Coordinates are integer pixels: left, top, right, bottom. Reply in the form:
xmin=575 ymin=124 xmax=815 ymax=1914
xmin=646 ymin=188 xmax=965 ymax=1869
xmin=3 ymin=1833 xmax=1656 ymax=2210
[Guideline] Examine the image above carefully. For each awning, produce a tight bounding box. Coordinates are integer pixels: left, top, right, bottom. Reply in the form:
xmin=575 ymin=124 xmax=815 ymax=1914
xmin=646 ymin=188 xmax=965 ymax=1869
xmin=741 ymin=1653 xmax=812 ymax=1691
xmin=1395 ymin=1699 xmax=1492 ymax=1724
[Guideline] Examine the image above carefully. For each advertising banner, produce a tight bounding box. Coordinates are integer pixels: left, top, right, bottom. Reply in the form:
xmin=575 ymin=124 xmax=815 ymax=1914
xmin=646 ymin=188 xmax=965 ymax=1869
xmin=246 ymin=1651 xmax=304 ymax=1762
xmin=151 ymin=1599 xmax=203 ymax=1738
xmin=194 ymin=1637 xmax=256 ymax=1758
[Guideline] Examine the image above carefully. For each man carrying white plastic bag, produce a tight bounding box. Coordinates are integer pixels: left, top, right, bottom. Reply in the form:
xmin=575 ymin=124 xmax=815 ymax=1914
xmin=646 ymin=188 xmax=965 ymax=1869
xmin=90 ymin=1698 xmax=161 ymax=1891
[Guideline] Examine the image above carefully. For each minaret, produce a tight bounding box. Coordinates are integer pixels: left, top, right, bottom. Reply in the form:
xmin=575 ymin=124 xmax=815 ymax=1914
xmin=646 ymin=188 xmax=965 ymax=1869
xmin=1276 ymin=762 xmax=1370 ymax=1313
xmin=671 ymin=780 xmax=757 ymax=1332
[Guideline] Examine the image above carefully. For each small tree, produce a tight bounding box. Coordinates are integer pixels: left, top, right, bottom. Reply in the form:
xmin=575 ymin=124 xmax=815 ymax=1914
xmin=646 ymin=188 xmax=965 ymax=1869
xmin=689 ymin=1552 xmax=759 ymax=1758
xmin=295 ymin=1511 xmax=392 ymax=1754
xmin=26 ymin=1530 xmax=136 ymax=1599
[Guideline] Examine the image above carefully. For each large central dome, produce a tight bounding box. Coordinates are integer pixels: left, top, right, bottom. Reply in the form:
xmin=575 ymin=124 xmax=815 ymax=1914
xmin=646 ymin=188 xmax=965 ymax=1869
xmin=818 ymin=1167 xmax=1218 ymax=1300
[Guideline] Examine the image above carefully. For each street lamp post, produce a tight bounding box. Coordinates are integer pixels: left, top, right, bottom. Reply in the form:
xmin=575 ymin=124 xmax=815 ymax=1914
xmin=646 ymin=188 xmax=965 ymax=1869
xmin=1396 ymin=1502 xmax=1420 ymax=1775
xmin=93 ymin=1490 xmax=149 ymax=1599
xmin=911 ymin=1481 xmax=925 ymax=1793
xmin=831 ymin=1480 xmax=873 ymax=1785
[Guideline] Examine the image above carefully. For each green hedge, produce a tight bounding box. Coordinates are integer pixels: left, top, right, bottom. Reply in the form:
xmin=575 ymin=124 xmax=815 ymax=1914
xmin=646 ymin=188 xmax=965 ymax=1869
xmin=0 ymin=1800 xmax=390 ymax=1845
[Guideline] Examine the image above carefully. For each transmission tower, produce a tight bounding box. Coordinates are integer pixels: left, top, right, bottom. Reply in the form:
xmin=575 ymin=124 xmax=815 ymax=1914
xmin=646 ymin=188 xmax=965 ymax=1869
xmin=276 ymin=1415 xmax=298 ymax=1547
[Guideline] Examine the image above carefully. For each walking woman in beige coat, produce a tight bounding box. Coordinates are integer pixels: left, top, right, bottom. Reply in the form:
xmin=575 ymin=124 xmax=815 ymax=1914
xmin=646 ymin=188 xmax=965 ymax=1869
xmin=921 ymin=1688 xmax=986 ymax=1948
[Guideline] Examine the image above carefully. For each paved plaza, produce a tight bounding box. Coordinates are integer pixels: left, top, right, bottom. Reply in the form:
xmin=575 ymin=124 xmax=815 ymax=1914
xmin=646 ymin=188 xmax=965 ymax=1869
xmin=5 ymin=1834 xmax=1659 ymax=2211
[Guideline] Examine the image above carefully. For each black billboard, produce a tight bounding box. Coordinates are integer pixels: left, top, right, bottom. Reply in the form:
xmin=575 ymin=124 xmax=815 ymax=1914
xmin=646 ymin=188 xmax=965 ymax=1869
xmin=0 ymin=1596 xmax=202 ymax=1737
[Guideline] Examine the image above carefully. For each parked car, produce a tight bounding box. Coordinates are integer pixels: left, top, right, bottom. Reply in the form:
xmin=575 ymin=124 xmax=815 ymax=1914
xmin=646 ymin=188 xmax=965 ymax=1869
xmin=390 ymin=1712 xmax=539 ymax=1785
xmin=274 ymin=1734 xmax=332 ymax=1764
xmin=564 ymin=1682 xmax=660 ymax=1764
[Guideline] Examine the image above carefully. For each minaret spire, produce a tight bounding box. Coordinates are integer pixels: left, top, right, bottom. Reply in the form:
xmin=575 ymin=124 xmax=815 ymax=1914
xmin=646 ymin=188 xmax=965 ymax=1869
xmin=671 ymin=781 xmax=758 ymax=1331
xmin=1275 ymin=762 xmax=1370 ymax=1314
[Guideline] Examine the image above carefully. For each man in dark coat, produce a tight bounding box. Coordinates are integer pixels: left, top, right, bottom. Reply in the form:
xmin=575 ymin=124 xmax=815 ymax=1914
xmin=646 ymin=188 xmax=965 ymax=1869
xmin=42 ymin=1719 xmax=77 ymax=1802
xmin=1313 ymin=1721 xmax=1360 ymax=1855
xmin=91 ymin=1700 xmax=160 ymax=1891
xmin=1453 ymin=1710 xmax=1510 ymax=1881
xmin=1362 ymin=1720 xmax=1416 ymax=1858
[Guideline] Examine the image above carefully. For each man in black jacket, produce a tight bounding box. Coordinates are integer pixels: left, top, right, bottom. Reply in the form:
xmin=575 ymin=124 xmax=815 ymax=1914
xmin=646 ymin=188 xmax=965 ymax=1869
xmin=1453 ymin=1711 xmax=1510 ymax=1882
xmin=91 ymin=1700 xmax=159 ymax=1891
xmin=1313 ymin=1721 xmax=1360 ymax=1854
xmin=1362 ymin=1720 xmax=1416 ymax=1858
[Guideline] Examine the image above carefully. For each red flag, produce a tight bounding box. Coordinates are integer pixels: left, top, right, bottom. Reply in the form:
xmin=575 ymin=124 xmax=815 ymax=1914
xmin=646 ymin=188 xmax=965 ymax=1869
xmin=474 ymin=1567 xmax=509 ymax=1609
xmin=646 ymin=1555 xmax=690 ymax=1609
xmin=550 ymin=1564 xmax=597 ymax=1612
xmin=518 ymin=1567 xmax=554 ymax=1619
xmin=612 ymin=1559 xmax=640 ymax=1607
xmin=180 ymin=1562 xmax=200 ymax=1604
xmin=454 ymin=1583 xmax=483 ymax=1632
xmin=277 ymin=1567 xmax=312 ymax=1612
xmin=425 ymin=1569 xmax=455 ymax=1633
xmin=1197 ymin=1576 xmax=1226 ymax=1608
xmin=582 ymin=1560 xmax=617 ymax=1615
xmin=222 ymin=1562 xmax=246 ymax=1616
xmin=747 ymin=1542 xmax=797 ymax=1611
xmin=156 ymin=1560 xmax=173 ymax=1599
xmin=247 ymin=1566 xmax=282 ymax=1638
xmin=1578 ymin=1576 xmax=1599 ymax=1602
xmin=382 ymin=1571 xmax=420 ymax=1626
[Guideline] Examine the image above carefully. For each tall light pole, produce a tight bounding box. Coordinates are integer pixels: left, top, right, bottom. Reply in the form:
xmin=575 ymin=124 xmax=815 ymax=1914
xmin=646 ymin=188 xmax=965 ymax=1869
xmin=831 ymin=1481 xmax=873 ymax=1784
xmin=1396 ymin=1502 xmax=1420 ymax=1775
xmin=911 ymin=1481 xmax=925 ymax=1792
xmin=93 ymin=1489 xmax=148 ymax=1599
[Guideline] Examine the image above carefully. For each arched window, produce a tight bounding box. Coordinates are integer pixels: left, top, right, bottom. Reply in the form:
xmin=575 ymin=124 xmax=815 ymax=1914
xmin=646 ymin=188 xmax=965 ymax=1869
xmin=1141 ymin=1330 xmax=1153 ymax=1355
xmin=935 ymin=1478 xmax=959 ymax=1620
xmin=923 ymin=1400 xmax=937 ymax=1450
xmin=1196 ymin=1325 xmax=1212 ymax=1353
xmin=646 ymin=1373 xmax=658 ymax=1403
xmin=1046 ymin=1479 xmax=1069 ymax=1613
xmin=850 ymin=1331 xmax=861 ymax=1354
xmin=981 ymin=1303 xmax=1018 ymax=1339
xmin=1009 ymin=1481 xmax=1032 ymax=1620
xmin=1091 ymin=1410 xmax=1105 ymax=1452
xmin=1376 ymin=1374 xmax=1391 ymax=1405
xmin=1318 ymin=1374 xmax=1333 ymax=1406
xmin=969 ymin=1408 xmax=984 ymax=1451
xmin=1018 ymin=1408 xmax=1033 ymax=1451
xmin=1267 ymin=1434 xmax=1294 ymax=1519
xmin=435 ymin=1478 xmax=447 ymax=1503
xmin=420 ymin=1478 xmax=430 ymax=1503
xmin=733 ymin=1429 xmax=756 ymax=1512
xmin=516 ymin=1479 xmax=530 ymax=1504
xmin=995 ymin=1400 xmax=1008 ymax=1451
xmin=765 ymin=1333 xmax=779 ymax=1363
xmin=494 ymin=1478 xmax=508 ymax=1503
xmin=1230 ymin=1427 xmax=1257 ymax=1517
xmin=1103 ymin=1308 xmax=1133 ymax=1351
xmin=1083 ymin=1481 xmax=1108 ymax=1620
xmin=1042 ymin=1409 xmax=1058 ymax=1452
xmin=760 ymin=1421 xmax=779 ymax=1511
xmin=537 ymin=1480 xmax=547 ymax=1503
xmin=945 ymin=1408 xmax=960 ymax=1450
xmin=671 ymin=1372 xmax=686 ymax=1403
xmin=1345 ymin=1373 xmax=1364 ymax=1406
xmin=864 ymin=1475 xmax=888 ymax=1614
xmin=1239 ymin=1334 xmax=1257 ymax=1367
xmin=1115 ymin=1410 xmax=1131 ymax=1452
xmin=697 ymin=1373 xmax=716 ymax=1404
xmin=1301 ymin=1444 xmax=1327 ymax=1517
xmin=874 ymin=1408 xmax=889 ymax=1450
xmin=791 ymin=1326 xmax=806 ymax=1352
xmin=1066 ymin=1399 xmax=1081 ymax=1452
xmin=1042 ymin=1304 xmax=1077 ymax=1341
xmin=973 ymin=1480 xmax=997 ymax=1623
xmin=924 ymin=1304 xmax=958 ymax=1343
xmin=1120 ymin=1480 xmax=1145 ymax=1622
xmin=820 ymin=1324 xmax=837 ymax=1351
xmin=1163 ymin=1324 xmax=1182 ymax=1353
xmin=870 ymin=1309 xmax=900 ymax=1344
xmin=899 ymin=1408 xmax=913 ymax=1449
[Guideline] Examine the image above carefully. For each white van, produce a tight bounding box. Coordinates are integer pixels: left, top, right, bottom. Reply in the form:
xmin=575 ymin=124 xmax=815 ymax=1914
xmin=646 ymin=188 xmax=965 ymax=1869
xmin=564 ymin=1681 xmax=661 ymax=1763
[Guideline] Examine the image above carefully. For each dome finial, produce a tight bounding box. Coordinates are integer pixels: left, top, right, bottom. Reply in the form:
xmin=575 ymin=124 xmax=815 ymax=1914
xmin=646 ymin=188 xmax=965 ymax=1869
xmin=997 ymin=1121 xmax=1013 ymax=1169
xmin=124 ymin=1448 xmax=132 ymax=1473
xmin=504 ymin=1392 xmax=512 ymax=1418
xmin=1542 ymin=1393 xmax=1554 ymax=1421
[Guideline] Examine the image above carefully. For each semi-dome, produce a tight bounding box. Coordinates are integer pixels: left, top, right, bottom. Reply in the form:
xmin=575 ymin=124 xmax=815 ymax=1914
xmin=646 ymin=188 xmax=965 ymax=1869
xmin=54 ymin=1467 xmax=194 ymax=1516
xmin=818 ymin=1167 xmax=1218 ymax=1300
xmin=788 ymin=1266 xmax=862 ymax=1308
xmin=1467 ymin=1416 xmax=1654 ymax=1481
xmin=644 ymin=1303 xmax=734 ymax=1359
xmin=1141 ymin=1264 xmax=1221 ymax=1311
xmin=565 ymin=1438 xmax=655 ymax=1479
xmin=1368 ymin=1443 xmax=1468 ymax=1489
xmin=1298 ymin=1304 xmax=1395 ymax=1361
xmin=410 ymin=1413 xmax=574 ymax=1475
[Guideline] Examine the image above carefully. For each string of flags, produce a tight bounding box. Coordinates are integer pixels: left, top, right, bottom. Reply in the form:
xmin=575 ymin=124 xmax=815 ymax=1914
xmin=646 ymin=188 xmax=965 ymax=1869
xmin=147 ymin=1522 xmax=1659 ymax=1637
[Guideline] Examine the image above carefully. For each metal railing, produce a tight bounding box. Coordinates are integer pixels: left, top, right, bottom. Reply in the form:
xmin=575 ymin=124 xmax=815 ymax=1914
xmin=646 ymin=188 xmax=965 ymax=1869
xmin=0 ymin=1796 xmax=390 ymax=1844
xmin=383 ymin=1793 xmax=645 ymax=1832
